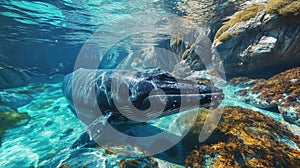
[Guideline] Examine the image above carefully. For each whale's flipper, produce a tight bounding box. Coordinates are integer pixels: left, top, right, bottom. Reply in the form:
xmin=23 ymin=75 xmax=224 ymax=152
xmin=70 ymin=113 xmax=112 ymax=149
xmin=67 ymin=105 xmax=78 ymax=118
xmin=70 ymin=132 xmax=97 ymax=149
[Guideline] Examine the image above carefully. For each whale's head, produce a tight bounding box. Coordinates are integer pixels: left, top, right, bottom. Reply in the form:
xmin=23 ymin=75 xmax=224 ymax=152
xmin=62 ymin=69 xmax=224 ymax=124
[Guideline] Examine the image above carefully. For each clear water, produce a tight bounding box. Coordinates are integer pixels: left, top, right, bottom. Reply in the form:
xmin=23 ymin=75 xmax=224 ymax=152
xmin=0 ymin=81 xmax=84 ymax=167
xmin=1 ymin=80 xmax=299 ymax=167
xmin=0 ymin=0 xmax=195 ymax=74
xmin=1 ymin=0 xmax=299 ymax=167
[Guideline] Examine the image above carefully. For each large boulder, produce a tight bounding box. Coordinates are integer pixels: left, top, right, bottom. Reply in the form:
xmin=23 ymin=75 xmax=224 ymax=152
xmin=170 ymin=0 xmax=250 ymax=73
xmin=236 ymin=67 xmax=300 ymax=126
xmin=212 ymin=0 xmax=300 ymax=78
xmin=184 ymin=106 xmax=300 ymax=167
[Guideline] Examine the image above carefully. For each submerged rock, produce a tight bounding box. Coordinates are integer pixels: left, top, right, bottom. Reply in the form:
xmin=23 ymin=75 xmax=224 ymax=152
xmin=0 ymin=111 xmax=30 ymax=145
xmin=212 ymin=0 xmax=300 ymax=78
xmin=0 ymin=62 xmax=32 ymax=89
xmin=184 ymin=106 xmax=300 ymax=167
xmin=228 ymin=77 xmax=266 ymax=87
xmin=236 ymin=67 xmax=300 ymax=126
xmin=170 ymin=29 xmax=214 ymax=72
xmin=0 ymin=105 xmax=15 ymax=112
xmin=176 ymin=0 xmax=248 ymax=40
xmin=0 ymin=91 xmax=33 ymax=109
xmin=41 ymin=146 xmax=159 ymax=168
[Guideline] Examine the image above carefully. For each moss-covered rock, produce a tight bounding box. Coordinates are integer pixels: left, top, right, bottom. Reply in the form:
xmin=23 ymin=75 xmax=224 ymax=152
xmin=266 ymin=0 xmax=300 ymax=16
xmin=229 ymin=77 xmax=266 ymax=86
xmin=0 ymin=111 xmax=30 ymax=145
xmin=176 ymin=0 xmax=249 ymax=40
xmin=214 ymin=4 xmax=265 ymax=42
xmin=169 ymin=28 xmax=213 ymax=73
xmin=237 ymin=67 xmax=300 ymax=125
xmin=185 ymin=106 xmax=300 ymax=167
xmin=119 ymin=157 xmax=158 ymax=168
xmin=212 ymin=0 xmax=300 ymax=78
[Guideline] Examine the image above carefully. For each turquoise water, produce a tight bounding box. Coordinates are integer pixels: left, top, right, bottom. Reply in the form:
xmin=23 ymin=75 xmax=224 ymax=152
xmin=1 ymin=79 xmax=299 ymax=167
xmin=0 ymin=80 xmax=83 ymax=167
xmin=0 ymin=0 xmax=191 ymax=74
xmin=1 ymin=0 xmax=300 ymax=167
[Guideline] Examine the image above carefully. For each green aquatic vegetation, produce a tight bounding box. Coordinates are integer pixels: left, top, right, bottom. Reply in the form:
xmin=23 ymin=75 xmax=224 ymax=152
xmin=0 ymin=111 xmax=30 ymax=145
xmin=215 ymin=4 xmax=264 ymax=41
xmin=14 ymin=84 xmax=50 ymax=94
xmin=36 ymin=101 xmax=54 ymax=110
xmin=0 ymin=111 xmax=30 ymax=128
xmin=266 ymin=0 xmax=300 ymax=16
xmin=28 ymin=100 xmax=55 ymax=111
xmin=233 ymin=29 xmax=244 ymax=35
xmin=217 ymin=32 xmax=232 ymax=43
xmin=0 ymin=129 xmax=5 ymax=142
xmin=181 ymin=44 xmax=195 ymax=60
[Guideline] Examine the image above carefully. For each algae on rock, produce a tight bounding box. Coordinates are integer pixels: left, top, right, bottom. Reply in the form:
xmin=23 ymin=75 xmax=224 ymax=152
xmin=211 ymin=0 xmax=300 ymax=78
xmin=236 ymin=67 xmax=300 ymax=126
xmin=185 ymin=106 xmax=300 ymax=167
xmin=0 ymin=111 xmax=30 ymax=145
xmin=266 ymin=0 xmax=300 ymax=16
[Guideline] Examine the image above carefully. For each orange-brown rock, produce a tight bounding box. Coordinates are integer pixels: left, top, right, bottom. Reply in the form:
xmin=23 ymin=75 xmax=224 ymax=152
xmin=229 ymin=77 xmax=266 ymax=87
xmin=185 ymin=106 xmax=300 ymax=168
xmin=119 ymin=157 xmax=158 ymax=168
xmin=237 ymin=67 xmax=300 ymax=125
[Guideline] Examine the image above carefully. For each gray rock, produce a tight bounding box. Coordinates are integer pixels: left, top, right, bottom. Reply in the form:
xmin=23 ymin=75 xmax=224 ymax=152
xmin=169 ymin=28 xmax=214 ymax=71
xmin=212 ymin=8 xmax=300 ymax=78
xmin=0 ymin=62 xmax=32 ymax=89
xmin=0 ymin=91 xmax=32 ymax=109
xmin=117 ymin=28 xmax=212 ymax=73
xmin=279 ymin=105 xmax=300 ymax=127
xmin=176 ymin=0 xmax=249 ymax=40
xmin=122 ymin=47 xmax=180 ymax=72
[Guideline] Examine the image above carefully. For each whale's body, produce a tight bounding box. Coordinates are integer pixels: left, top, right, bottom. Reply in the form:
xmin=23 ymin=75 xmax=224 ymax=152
xmin=62 ymin=68 xmax=224 ymax=125
xmin=62 ymin=68 xmax=224 ymax=149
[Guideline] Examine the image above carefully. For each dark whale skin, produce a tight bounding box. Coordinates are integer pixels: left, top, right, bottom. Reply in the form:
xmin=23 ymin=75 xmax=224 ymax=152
xmin=62 ymin=68 xmax=224 ymax=125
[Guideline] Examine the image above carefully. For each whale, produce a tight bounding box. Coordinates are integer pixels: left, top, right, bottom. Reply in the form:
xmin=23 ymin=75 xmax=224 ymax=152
xmin=62 ymin=68 xmax=224 ymax=123
xmin=62 ymin=68 xmax=224 ymax=148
